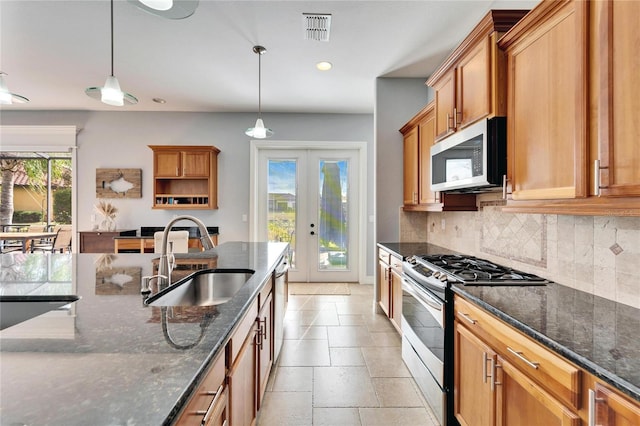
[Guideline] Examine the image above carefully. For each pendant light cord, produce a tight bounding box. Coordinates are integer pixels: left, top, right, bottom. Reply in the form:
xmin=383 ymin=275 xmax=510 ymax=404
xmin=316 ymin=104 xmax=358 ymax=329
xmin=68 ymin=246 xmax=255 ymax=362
xmin=110 ymin=0 xmax=114 ymax=77
xmin=257 ymin=50 xmax=262 ymax=118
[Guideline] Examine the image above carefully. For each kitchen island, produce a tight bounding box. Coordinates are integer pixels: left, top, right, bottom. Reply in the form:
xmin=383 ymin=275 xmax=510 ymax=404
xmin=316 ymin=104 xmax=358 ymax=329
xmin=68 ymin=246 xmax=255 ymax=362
xmin=0 ymin=241 xmax=288 ymax=425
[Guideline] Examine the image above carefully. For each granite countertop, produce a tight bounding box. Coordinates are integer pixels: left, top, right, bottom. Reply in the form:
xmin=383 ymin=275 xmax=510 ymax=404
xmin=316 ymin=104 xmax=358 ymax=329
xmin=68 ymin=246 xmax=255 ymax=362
xmin=0 ymin=241 xmax=288 ymax=426
xmin=453 ymin=282 xmax=640 ymax=402
xmin=376 ymin=242 xmax=639 ymax=403
xmin=377 ymin=242 xmax=458 ymax=259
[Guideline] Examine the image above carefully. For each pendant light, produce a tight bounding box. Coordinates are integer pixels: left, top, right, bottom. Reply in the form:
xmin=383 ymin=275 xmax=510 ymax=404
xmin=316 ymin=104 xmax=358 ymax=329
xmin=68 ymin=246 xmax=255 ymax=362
xmin=86 ymin=0 xmax=138 ymax=106
xmin=245 ymin=45 xmax=274 ymax=139
xmin=0 ymin=72 xmax=29 ymax=104
xmin=127 ymin=0 xmax=199 ymax=19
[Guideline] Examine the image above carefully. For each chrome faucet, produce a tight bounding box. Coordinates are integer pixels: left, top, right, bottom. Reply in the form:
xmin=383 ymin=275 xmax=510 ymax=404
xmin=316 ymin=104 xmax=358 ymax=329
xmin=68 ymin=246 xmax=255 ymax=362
xmin=156 ymin=215 xmax=216 ymax=291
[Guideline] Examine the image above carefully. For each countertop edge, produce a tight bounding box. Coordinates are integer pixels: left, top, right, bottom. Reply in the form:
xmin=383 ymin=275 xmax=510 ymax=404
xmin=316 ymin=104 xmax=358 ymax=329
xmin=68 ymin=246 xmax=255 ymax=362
xmin=452 ymin=285 xmax=640 ymax=403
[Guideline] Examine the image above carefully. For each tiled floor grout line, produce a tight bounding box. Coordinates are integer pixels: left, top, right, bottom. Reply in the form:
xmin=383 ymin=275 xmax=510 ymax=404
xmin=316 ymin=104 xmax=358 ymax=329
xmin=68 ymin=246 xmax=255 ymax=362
xmin=258 ymin=285 xmax=439 ymax=426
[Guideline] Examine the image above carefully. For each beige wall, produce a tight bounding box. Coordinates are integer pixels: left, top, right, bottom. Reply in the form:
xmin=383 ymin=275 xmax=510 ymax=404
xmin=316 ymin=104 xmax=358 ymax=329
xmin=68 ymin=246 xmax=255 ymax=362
xmin=399 ymin=194 xmax=640 ymax=309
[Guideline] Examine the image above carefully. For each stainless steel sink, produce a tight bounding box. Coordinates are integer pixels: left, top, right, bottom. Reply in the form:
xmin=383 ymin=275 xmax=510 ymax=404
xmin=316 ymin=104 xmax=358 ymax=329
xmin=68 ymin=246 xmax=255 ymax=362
xmin=144 ymin=269 xmax=254 ymax=307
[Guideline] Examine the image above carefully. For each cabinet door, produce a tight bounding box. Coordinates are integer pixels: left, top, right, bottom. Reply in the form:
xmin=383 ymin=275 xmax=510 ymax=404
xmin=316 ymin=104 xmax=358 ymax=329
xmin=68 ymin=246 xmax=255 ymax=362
xmin=457 ymin=35 xmax=491 ymax=129
xmin=504 ymin=0 xmax=589 ymax=200
xmin=228 ymin=325 xmax=257 ymax=426
xmin=594 ymin=0 xmax=640 ymax=197
xmin=183 ymin=151 xmax=211 ymax=177
xmin=594 ymin=383 xmax=640 ymax=426
xmin=495 ymin=356 xmax=580 ymax=426
xmin=418 ymin=108 xmax=437 ymax=204
xmin=155 ymin=151 xmax=182 ymax=177
xmin=256 ymin=292 xmax=273 ymax=411
xmin=390 ymin=267 xmax=403 ymax=331
xmin=378 ymin=261 xmax=390 ymax=317
xmin=454 ymin=323 xmax=496 ymax=426
xmin=433 ymin=69 xmax=456 ymax=141
xmin=403 ymin=126 xmax=419 ymax=206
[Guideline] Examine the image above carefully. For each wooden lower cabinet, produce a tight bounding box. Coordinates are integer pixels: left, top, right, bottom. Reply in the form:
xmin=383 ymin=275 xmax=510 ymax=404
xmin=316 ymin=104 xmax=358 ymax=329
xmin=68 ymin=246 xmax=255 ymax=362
xmin=378 ymin=248 xmax=391 ymax=317
xmin=228 ymin=327 xmax=257 ymax=426
xmin=495 ymin=356 xmax=580 ymax=426
xmin=377 ymin=246 xmax=403 ymax=334
xmin=454 ymin=294 xmax=640 ymax=426
xmin=175 ymin=352 xmax=227 ymax=426
xmin=454 ymin=323 xmax=496 ymax=426
xmin=389 ymin=266 xmax=403 ymax=332
xmin=592 ymin=383 xmax=640 ymax=426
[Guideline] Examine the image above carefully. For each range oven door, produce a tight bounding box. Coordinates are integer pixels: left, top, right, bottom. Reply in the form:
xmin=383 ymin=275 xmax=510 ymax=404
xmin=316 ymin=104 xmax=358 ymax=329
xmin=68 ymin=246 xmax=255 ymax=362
xmin=401 ymin=275 xmax=447 ymax=425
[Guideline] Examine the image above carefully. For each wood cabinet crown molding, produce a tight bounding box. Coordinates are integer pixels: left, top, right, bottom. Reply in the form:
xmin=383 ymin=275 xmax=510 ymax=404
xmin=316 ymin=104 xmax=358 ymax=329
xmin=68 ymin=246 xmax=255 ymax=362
xmin=426 ymin=9 xmax=529 ymax=86
xmin=498 ymin=0 xmax=573 ymax=49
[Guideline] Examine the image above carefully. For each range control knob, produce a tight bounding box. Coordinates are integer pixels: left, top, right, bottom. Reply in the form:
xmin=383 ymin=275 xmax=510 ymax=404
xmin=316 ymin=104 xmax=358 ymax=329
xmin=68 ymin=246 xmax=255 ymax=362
xmin=432 ymin=271 xmax=441 ymax=279
xmin=439 ymin=274 xmax=449 ymax=282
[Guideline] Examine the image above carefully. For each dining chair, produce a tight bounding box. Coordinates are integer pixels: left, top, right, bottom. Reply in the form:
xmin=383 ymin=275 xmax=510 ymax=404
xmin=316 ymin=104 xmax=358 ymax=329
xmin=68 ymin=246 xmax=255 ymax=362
xmin=31 ymin=225 xmax=72 ymax=253
xmin=153 ymin=231 xmax=190 ymax=254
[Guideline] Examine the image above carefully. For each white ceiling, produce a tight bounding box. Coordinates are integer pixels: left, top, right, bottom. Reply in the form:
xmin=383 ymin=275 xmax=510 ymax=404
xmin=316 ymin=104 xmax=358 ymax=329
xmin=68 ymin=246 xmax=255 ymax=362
xmin=0 ymin=0 xmax=538 ymax=114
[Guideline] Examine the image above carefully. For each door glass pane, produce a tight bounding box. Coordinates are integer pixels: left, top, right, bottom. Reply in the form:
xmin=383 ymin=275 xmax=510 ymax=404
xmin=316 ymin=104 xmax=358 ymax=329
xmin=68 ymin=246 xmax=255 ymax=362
xmin=318 ymin=160 xmax=348 ymax=271
xmin=267 ymin=159 xmax=297 ymax=268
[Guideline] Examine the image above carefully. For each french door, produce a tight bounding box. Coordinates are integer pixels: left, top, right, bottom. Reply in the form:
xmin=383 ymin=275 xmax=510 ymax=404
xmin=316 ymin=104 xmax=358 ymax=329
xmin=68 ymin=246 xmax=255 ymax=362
xmin=256 ymin=148 xmax=359 ymax=282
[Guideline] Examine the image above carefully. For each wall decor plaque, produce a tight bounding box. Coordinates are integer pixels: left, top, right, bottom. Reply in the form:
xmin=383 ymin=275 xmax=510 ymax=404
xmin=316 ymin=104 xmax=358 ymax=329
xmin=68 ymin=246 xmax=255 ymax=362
xmin=96 ymin=168 xmax=142 ymax=198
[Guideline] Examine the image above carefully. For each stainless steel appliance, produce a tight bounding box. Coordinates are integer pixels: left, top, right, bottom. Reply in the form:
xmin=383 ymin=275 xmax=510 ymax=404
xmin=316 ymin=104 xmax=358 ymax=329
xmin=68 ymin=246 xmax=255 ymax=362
xmin=273 ymin=256 xmax=289 ymax=361
xmin=430 ymin=117 xmax=506 ymax=193
xmin=401 ymin=253 xmax=549 ymax=425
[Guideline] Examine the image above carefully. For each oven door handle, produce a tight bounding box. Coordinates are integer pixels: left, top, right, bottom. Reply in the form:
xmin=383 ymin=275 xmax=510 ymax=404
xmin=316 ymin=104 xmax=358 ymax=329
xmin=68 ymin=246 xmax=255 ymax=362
xmin=402 ymin=278 xmax=444 ymax=312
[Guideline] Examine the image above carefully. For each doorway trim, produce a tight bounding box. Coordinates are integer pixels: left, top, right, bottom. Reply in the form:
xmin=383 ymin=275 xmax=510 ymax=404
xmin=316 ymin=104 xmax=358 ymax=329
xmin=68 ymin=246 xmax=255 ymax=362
xmin=250 ymin=140 xmax=368 ymax=283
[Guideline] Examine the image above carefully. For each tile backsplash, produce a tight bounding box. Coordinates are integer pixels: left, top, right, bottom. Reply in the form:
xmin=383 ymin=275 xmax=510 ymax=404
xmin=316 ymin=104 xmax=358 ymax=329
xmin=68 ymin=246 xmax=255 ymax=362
xmin=399 ymin=199 xmax=640 ymax=309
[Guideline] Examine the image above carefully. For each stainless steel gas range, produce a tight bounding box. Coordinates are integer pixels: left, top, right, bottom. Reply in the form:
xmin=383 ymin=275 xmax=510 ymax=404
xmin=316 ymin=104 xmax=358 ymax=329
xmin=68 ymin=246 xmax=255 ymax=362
xmin=400 ymin=254 xmax=550 ymax=425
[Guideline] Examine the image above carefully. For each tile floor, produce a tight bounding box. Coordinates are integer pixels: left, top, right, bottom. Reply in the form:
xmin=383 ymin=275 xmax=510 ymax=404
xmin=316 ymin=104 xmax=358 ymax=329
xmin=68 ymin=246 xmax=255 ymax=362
xmin=256 ymin=283 xmax=440 ymax=426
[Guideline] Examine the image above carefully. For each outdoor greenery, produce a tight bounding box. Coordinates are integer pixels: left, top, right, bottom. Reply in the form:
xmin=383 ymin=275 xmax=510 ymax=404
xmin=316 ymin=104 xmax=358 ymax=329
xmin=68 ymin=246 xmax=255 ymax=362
xmin=54 ymin=188 xmax=72 ymax=224
xmin=268 ymin=212 xmax=295 ymax=244
xmin=0 ymin=156 xmax=71 ymax=225
xmin=12 ymin=211 xmax=42 ymax=223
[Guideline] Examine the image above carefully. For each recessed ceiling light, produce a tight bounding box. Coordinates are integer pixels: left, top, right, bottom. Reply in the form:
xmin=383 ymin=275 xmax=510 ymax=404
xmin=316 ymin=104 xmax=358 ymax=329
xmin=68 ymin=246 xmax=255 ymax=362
xmin=153 ymin=98 xmax=167 ymax=104
xmin=316 ymin=61 xmax=332 ymax=71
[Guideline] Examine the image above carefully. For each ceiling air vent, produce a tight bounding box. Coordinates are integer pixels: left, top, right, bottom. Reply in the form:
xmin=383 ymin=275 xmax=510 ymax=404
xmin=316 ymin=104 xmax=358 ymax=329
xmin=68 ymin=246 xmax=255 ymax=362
xmin=303 ymin=13 xmax=332 ymax=42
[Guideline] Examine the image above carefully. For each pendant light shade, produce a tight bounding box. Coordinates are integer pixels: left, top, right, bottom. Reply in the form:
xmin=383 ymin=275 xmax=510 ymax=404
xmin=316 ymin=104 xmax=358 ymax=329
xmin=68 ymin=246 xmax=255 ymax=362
xmin=245 ymin=45 xmax=273 ymax=139
xmin=86 ymin=0 xmax=138 ymax=106
xmin=127 ymin=0 xmax=199 ymax=19
xmin=0 ymin=72 xmax=29 ymax=104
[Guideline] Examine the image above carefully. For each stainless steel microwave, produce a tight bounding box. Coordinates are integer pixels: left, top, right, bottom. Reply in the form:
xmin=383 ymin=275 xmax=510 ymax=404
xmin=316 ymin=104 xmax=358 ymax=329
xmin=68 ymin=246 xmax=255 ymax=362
xmin=430 ymin=117 xmax=507 ymax=192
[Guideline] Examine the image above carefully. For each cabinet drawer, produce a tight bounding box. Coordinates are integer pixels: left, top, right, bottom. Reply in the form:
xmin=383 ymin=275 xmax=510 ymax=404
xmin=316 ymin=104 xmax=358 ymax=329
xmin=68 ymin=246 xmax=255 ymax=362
xmin=455 ymin=296 xmax=581 ymax=411
xmin=390 ymin=256 xmax=403 ymax=274
xmin=378 ymin=248 xmax=391 ymax=265
xmin=176 ymin=352 xmax=226 ymax=426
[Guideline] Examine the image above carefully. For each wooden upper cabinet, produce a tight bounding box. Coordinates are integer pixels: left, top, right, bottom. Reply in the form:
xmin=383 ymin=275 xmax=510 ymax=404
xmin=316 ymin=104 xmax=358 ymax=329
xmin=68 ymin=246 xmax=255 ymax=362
xmin=149 ymin=145 xmax=220 ymax=209
xmin=182 ymin=151 xmax=211 ymax=177
xmin=402 ymin=125 xmax=420 ymax=206
xmin=418 ymin=108 xmax=437 ymax=204
xmin=427 ymin=10 xmax=528 ymax=142
xmin=593 ymin=0 xmax=640 ymax=198
xmin=500 ymin=0 xmax=589 ymax=201
xmin=155 ymin=151 xmax=182 ymax=177
xmin=432 ymin=69 xmax=457 ymax=141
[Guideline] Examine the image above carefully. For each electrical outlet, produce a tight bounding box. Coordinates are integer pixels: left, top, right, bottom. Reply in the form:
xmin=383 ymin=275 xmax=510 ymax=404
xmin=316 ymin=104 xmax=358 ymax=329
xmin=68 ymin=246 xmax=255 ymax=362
xmin=242 ymin=214 xmax=248 ymax=222
xmin=441 ymin=218 xmax=446 ymax=230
